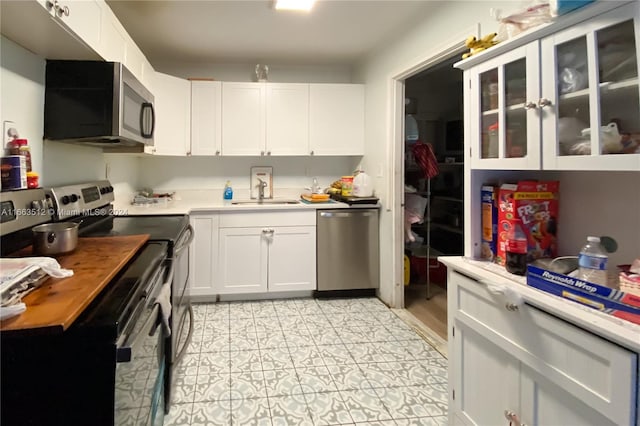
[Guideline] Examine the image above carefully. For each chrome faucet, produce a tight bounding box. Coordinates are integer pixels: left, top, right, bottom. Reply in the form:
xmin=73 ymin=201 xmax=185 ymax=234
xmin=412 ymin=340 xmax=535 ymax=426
xmin=257 ymin=178 xmax=268 ymax=200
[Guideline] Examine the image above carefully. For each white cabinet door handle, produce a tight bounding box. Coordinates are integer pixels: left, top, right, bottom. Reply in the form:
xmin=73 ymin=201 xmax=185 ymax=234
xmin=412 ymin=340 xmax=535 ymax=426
xmin=504 ymin=410 xmax=526 ymax=426
xmin=538 ymin=98 xmax=552 ymax=108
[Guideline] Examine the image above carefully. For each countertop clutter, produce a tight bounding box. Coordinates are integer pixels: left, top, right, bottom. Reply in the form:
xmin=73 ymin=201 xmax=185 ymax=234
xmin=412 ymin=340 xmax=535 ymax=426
xmin=113 ymin=188 xmax=381 ymax=216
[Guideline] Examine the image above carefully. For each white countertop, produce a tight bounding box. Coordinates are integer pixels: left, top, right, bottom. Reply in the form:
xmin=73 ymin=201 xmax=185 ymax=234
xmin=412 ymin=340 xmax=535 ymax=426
xmin=112 ymin=189 xmax=380 ymax=216
xmin=439 ymin=256 xmax=640 ymax=352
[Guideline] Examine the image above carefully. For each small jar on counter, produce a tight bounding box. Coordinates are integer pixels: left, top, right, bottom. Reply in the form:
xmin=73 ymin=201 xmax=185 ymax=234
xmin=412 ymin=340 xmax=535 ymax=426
xmin=341 ymin=176 xmax=354 ymax=197
xmin=26 ymin=171 xmax=39 ymax=189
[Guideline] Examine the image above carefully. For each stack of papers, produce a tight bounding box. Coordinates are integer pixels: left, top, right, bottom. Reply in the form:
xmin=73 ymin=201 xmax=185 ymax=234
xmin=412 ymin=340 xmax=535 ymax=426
xmin=0 ymin=258 xmax=74 ymax=320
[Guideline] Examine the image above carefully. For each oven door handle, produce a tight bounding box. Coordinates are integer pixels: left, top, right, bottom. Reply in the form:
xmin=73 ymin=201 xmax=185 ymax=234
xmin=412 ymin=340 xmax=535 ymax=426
xmin=174 ymin=225 xmax=194 ymax=258
xmin=174 ymin=304 xmax=194 ymax=366
xmin=116 ymin=304 xmax=160 ymax=363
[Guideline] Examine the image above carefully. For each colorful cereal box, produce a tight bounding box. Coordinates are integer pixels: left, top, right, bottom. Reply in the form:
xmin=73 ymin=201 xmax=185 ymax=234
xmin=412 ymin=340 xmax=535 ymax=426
xmin=481 ymin=185 xmax=499 ymax=261
xmin=497 ymin=181 xmax=559 ymax=266
xmin=1 ymin=155 xmax=27 ymax=190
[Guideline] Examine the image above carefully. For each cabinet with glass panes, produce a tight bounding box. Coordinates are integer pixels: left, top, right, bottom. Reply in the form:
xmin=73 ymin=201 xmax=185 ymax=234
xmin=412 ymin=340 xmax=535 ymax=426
xmin=458 ymin=1 xmax=640 ymax=171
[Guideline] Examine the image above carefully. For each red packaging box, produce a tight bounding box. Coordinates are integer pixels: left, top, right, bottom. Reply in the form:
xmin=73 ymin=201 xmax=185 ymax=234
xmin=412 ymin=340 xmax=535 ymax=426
xmin=497 ymin=181 xmax=559 ymax=266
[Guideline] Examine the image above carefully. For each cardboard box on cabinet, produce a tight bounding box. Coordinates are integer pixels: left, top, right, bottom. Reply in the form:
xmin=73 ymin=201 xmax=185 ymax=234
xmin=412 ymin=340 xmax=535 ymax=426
xmin=527 ymin=265 xmax=640 ymax=325
xmin=481 ymin=185 xmax=499 ymax=261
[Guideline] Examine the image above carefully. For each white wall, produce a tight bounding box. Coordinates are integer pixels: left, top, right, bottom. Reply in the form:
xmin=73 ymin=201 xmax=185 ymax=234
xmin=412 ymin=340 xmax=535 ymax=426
xmin=1 ymin=36 xmax=139 ymax=192
xmin=153 ymin=61 xmax=353 ymax=83
xmin=353 ymin=1 xmax=501 ymax=306
xmin=557 ymin=171 xmax=640 ymax=267
xmin=1 ymin=36 xmax=45 ymax=180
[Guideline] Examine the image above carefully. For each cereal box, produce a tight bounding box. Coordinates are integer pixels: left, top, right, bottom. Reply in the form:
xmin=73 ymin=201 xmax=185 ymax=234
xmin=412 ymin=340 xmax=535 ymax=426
xmin=497 ymin=181 xmax=559 ymax=266
xmin=481 ymin=185 xmax=499 ymax=261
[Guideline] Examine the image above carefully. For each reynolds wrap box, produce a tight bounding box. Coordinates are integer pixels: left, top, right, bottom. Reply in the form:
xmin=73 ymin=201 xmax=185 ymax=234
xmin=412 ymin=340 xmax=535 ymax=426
xmin=497 ymin=181 xmax=559 ymax=265
xmin=527 ymin=265 xmax=640 ymax=325
xmin=481 ymin=185 xmax=499 ymax=261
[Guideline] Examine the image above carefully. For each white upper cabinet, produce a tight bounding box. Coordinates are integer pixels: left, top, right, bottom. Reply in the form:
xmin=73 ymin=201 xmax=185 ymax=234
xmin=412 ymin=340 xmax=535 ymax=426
xmin=459 ymin=2 xmax=640 ymax=171
xmin=147 ymin=72 xmax=191 ymax=156
xmin=468 ymin=43 xmax=542 ymax=170
xmin=266 ymin=83 xmax=310 ymax=155
xmin=54 ymin=0 xmax=102 ymax=50
xmin=1 ymin=0 xmax=103 ymax=60
xmin=220 ymin=82 xmax=312 ymax=156
xmin=309 ymin=84 xmax=365 ymax=156
xmin=221 ymin=82 xmax=266 ymax=155
xmin=191 ymin=81 xmax=222 ymax=156
xmin=97 ymin=4 xmax=127 ymax=64
xmin=541 ymin=3 xmax=640 ymax=171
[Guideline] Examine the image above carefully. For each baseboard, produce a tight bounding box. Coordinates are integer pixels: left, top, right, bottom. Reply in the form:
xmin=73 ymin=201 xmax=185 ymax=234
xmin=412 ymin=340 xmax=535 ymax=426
xmin=314 ymin=288 xmax=377 ymax=299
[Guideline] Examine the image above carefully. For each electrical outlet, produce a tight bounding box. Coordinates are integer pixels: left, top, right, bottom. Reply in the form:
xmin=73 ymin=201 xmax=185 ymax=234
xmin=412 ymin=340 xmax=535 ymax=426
xmin=105 ymin=162 xmax=111 ymax=179
xmin=377 ymin=163 xmax=384 ymax=178
xmin=3 ymin=120 xmax=18 ymax=148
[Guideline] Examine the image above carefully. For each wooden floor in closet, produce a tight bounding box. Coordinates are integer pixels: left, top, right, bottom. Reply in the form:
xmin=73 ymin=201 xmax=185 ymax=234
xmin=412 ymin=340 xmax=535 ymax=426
xmin=404 ymin=281 xmax=448 ymax=341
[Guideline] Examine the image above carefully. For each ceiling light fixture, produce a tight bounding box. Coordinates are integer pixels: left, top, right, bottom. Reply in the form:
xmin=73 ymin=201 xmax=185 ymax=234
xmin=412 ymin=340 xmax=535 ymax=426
xmin=275 ymin=0 xmax=315 ymax=11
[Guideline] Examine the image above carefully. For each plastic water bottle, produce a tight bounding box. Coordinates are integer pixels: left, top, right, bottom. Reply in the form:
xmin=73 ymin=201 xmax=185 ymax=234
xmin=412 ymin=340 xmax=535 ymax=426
xmin=577 ymin=236 xmax=608 ymax=286
xmin=223 ymin=181 xmax=233 ymax=205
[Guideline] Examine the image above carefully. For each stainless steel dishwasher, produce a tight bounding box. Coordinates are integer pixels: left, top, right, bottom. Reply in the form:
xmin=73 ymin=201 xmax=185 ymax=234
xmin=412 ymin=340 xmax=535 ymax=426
xmin=317 ymin=209 xmax=380 ymax=291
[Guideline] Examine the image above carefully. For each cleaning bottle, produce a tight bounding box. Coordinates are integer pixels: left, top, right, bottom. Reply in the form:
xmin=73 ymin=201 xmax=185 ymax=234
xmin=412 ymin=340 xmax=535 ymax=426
xmin=223 ymin=181 xmax=233 ymax=205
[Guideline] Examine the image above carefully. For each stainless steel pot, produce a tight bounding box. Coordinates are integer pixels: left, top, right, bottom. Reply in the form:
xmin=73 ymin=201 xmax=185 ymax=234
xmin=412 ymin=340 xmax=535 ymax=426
xmin=32 ymin=222 xmax=78 ymax=255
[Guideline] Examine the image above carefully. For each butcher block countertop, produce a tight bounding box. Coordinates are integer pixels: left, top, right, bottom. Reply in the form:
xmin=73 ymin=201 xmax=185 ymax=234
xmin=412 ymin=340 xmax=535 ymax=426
xmin=0 ymin=234 xmax=149 ymax=334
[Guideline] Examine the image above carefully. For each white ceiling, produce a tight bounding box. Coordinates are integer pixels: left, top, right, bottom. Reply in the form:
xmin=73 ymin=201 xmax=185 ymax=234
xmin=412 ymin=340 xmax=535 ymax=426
xmin=106 ymin=0 xmax=435 ymax=66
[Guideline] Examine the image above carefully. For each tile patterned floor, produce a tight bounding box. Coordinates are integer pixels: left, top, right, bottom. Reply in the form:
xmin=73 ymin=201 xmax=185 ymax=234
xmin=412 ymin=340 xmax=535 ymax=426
xmin=164 ymin=297 xmax=447 ymax=426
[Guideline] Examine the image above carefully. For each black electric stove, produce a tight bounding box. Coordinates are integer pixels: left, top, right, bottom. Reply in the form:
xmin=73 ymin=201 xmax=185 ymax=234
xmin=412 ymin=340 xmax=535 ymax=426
xmin=44 ymin=180 xmax=194 ymax=414
xmin=0 ymin=186 xmax=173 ymax=425
xmin=79 ymin=215 xmax=190 ymax=256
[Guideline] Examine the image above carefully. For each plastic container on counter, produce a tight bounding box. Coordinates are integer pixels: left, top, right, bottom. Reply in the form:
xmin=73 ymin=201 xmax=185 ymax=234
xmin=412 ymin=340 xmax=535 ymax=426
xmin=27 ymin=171 xmax=39 ymax=189
xmin=11 ymin=139 xmax=32 ymax=172
xmin=341 ymin=176 xmax=354 ymax=197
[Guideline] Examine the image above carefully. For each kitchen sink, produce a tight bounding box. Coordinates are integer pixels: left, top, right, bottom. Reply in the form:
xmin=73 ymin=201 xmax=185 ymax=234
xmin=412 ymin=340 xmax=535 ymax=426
xmin=231 ymin=199 xmax=300 ymax=205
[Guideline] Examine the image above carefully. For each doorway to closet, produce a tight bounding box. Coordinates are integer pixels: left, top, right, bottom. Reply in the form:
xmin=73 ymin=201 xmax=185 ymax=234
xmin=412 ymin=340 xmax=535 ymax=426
xmin=403 ymin=53 xmax=464 ymax=340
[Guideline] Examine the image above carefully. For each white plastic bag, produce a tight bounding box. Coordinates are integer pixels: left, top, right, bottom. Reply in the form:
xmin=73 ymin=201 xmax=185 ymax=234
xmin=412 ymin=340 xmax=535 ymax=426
xmin=493 ymin=1 xmax=552 ymax=41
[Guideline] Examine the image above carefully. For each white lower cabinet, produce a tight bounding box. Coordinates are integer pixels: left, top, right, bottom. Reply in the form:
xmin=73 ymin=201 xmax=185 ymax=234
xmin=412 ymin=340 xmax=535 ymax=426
xmin=448 ymin=269 xmax=638 ymax=426
xmin=216 ymin=211 xmax=316 ymax=295
xmin=189 ymin=214 xmax=219 ymax=297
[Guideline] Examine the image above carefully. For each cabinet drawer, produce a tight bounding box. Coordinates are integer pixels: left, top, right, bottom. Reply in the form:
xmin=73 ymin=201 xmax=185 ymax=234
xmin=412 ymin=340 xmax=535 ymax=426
xmin=451 ymin=270 xmax=637 ymax=424
xmin=219 ymin=211 xmax=315 ymax=228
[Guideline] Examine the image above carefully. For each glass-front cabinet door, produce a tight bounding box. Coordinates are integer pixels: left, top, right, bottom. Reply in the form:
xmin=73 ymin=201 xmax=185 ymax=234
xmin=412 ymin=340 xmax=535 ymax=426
xmin=542 ymin=2 xmax=640 ymax=170
xmin=470 ymin=43 xmax=541 ymax=169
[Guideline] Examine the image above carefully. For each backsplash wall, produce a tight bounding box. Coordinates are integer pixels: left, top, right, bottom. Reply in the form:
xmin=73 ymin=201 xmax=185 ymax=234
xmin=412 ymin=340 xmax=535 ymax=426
xmin=138 ymin=156 xmax=361 ymax=194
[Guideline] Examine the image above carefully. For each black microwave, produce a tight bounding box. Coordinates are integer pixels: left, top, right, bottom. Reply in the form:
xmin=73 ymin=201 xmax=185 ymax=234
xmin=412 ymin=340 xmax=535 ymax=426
xmin=44 ymin=60 xmax=154 ymax=149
